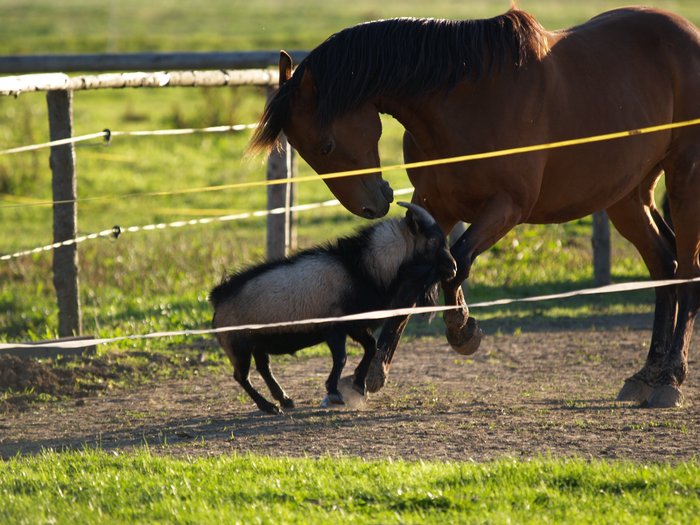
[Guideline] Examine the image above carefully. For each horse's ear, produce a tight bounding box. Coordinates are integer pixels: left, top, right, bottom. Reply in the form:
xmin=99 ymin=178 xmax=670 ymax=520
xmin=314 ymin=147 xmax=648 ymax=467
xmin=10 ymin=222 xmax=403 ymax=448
xmin=279 ymin=50 xmax=293 ymax=87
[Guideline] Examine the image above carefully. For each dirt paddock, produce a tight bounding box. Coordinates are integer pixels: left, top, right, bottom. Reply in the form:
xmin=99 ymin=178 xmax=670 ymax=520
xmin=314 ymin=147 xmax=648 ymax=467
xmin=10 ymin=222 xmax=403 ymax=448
xmin=1 ymin=313 xmax=698 ymax=462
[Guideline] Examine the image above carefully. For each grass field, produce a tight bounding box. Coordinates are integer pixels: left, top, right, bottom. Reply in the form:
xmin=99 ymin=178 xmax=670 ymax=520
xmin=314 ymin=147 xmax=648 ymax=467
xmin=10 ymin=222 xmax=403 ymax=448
xmin=2 ymin=2 xmax=700 ymax=522
xmin=1 ymin=450 xmax=699 ymax=524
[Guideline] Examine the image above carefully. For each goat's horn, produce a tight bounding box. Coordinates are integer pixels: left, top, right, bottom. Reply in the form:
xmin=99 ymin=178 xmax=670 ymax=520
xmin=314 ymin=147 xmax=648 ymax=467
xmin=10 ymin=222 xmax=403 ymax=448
xmin=397 ymin=201 xmax=437 ymax=229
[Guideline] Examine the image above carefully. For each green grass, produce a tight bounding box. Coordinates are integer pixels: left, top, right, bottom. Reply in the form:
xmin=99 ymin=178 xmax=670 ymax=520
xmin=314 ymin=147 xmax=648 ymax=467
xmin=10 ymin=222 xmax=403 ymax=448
xmin=1 ymin=0 xmax=699 ymax=54
xmin=1 ymin=450 xmax=699 ymax=524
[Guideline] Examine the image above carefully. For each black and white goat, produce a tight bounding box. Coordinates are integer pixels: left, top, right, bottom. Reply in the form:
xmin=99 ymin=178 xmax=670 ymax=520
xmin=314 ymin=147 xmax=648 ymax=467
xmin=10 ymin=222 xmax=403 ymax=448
xmin=209 ymin=202 xmax=456 ymax=413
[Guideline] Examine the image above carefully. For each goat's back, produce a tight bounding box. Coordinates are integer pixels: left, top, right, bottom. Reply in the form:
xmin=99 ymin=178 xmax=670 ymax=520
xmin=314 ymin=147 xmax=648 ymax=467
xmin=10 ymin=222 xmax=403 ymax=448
xmin=211 ymin=251 xmax=351 ymax=330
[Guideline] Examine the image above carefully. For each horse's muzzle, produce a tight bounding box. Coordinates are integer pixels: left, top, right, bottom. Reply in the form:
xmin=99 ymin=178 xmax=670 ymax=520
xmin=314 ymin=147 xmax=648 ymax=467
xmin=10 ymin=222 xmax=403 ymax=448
xmin=362 ymin=207 xmax=379 ymax=219
xmin=380 ymin=179 xmax=394 ymax=203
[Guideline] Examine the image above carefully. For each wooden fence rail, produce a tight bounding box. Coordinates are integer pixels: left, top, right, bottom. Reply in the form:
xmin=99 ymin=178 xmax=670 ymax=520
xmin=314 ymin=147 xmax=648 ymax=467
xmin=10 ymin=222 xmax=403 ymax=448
xmin=0 ymin=69 xmax=278 ymax=96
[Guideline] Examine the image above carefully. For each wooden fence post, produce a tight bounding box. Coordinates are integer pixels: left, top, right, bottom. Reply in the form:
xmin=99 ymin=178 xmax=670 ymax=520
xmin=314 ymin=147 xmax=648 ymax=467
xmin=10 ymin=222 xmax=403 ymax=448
xmin=592 ymin=210 xmax=611 ymax=286
xmin=265 ymin=84 xmax=297 ymax=261
xmin=47 ymin=89 xmax=82 ymax=337
xmin=266 ymin=131 xmax=296 ymax=260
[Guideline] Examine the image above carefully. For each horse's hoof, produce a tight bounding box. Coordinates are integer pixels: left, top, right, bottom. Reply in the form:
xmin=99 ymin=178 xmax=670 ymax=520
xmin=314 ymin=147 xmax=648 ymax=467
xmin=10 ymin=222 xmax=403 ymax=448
xmin=366 ymin=360 xmax=388 ymax=393
xmin=320 ymin=393 xmax=345 ymax=408
xmin=443 ymin=307 xmax=468 ymax=331
xmin=280 ymin=397 xmax=295 ymax=409
xmin=446 ymin=316 xmax=483 ymax=356
xmin=646 ymin=384 xmax=684 ymax=408
xmin=616 ymin=377 xmax=652 ymax=404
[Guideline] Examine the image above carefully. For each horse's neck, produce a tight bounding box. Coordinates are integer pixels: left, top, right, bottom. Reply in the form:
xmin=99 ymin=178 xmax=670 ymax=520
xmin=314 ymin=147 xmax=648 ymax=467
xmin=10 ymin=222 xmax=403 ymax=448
xmin=376 ymin=94 xmax=445 ymax=158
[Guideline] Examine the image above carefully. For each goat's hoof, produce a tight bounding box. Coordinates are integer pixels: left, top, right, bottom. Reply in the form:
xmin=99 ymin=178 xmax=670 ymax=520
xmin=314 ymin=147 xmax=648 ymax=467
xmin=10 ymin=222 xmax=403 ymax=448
xmin=646 ymin=384 xmax=684 ymax=408
xmin=260 ymin=403 xmax=281 ymax=414
xmin=320 ymin=393 xmax=345 ymax=408
xmin=280 ymin=397 xmax=295 ymax=409
xmin=616 ymin=377 xmax=652 ymax=404
xmin=446 ymin=316 xmax=482 ymax=356
xmin=329 ymin=393 xmax=345 ymax=405
xmin=352 ymin=382 xmax=366 ymax=396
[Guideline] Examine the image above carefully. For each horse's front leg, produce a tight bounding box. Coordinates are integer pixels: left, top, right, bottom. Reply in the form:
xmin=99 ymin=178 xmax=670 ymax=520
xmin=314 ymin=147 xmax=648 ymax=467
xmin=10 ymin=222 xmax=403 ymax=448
xmin=444 ymin=194 xmax=523 ymax=354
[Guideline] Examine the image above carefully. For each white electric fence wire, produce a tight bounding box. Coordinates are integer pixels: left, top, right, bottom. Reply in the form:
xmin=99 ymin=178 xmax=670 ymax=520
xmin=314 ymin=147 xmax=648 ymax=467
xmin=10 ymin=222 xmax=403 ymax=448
xmin=1 ymin=276 xmax=699 ymax=351
xmin=0 ymin=123 xmax=258 ymax=156
xmin=0 ymin=188 xmax=416 ymax=261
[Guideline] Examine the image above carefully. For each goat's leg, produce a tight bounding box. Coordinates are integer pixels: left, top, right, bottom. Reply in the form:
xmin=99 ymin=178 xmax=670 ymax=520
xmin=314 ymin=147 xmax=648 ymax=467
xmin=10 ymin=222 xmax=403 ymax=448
xmin=366 ymin=314 xmax=411 ymax=393
xmin=322 ymin=330 xmax=348 ymax=406
xmin=253 ymin=351 xmax=295 ymax=409
xmin=366 ymin=263 xmax=445 ymax=393
xmin=348 ymin=327 xmax=378 ymax=395
xmin=231 ymin=351 xmax=280 ymax=414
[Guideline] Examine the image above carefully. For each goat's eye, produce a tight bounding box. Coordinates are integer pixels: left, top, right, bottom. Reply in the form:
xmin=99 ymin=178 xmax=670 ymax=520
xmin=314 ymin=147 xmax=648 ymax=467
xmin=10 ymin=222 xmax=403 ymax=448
xmin=320 ymin=139 xmax=335 ymax=156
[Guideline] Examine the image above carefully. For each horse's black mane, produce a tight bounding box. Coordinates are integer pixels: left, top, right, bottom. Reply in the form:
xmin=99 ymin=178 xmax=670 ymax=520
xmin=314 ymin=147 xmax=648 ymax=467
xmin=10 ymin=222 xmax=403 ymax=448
xmin=250 ymin=9 xmax=547 ymax=151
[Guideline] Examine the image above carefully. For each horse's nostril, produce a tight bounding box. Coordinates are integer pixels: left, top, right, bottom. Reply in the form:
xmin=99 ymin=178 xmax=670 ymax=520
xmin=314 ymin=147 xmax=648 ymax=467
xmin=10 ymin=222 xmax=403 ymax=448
xmin=362 ymin=207 xmax=376 ymax=219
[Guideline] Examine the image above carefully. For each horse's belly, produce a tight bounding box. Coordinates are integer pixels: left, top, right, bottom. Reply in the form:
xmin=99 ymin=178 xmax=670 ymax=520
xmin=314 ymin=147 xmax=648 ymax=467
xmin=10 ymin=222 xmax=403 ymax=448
xmin=527 ymin=137 xmax=667 ymax=223
xmin=417 ymin=132 xmax=669 ymax=227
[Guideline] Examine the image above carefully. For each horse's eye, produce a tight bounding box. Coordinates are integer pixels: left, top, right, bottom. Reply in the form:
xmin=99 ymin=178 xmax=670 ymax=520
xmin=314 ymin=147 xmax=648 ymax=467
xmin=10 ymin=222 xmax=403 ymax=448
xmin=320 ymin=139 xmax=335 ymax=156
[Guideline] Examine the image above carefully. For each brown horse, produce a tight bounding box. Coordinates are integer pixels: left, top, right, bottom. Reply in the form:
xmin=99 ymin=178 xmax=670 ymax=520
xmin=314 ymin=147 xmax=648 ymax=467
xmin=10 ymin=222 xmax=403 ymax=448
xmin=250 ymin=7 xmax=700 ymax=408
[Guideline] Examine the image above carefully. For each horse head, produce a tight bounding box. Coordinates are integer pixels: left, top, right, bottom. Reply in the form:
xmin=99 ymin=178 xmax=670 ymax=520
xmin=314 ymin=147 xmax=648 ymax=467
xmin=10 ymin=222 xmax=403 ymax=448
xmin=253 ymin=51 xmax=394 ymax=219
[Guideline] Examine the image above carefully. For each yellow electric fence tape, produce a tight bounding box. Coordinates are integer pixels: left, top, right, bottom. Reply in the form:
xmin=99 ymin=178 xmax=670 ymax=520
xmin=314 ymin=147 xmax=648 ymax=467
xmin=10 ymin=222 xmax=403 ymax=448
xmin=2 ymin=117 xmax=699 ymax=210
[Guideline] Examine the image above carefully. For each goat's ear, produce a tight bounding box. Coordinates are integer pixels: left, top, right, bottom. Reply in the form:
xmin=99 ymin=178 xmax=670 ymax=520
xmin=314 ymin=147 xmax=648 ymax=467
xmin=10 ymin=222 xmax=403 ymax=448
xmin=279 ymin=50 xmax=293 ymax=87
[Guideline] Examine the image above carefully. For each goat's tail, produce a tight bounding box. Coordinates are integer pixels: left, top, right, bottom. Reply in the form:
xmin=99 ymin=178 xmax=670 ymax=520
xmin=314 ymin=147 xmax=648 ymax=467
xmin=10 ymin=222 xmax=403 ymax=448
xmin=208 ymin=281 xmax=229 ymax=309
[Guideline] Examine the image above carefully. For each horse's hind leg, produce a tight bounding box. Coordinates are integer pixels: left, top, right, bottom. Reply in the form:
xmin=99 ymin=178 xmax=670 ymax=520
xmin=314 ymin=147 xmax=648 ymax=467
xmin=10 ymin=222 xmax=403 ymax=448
xmin=605 ymin=185 xmax=677 ymax=405
xmin=253 ymin=351 xmax=295 ymax=409
xmin=647 ymin=148 xmax=700 ymax=407
xmin=649 ymin=279 xmax=700 ymax=407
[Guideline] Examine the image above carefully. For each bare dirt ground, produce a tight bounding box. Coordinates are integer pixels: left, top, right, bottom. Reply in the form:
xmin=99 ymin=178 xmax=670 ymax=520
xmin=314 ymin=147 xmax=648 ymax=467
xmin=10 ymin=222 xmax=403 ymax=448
xmin=1 ymin=313 xmax=699 ymax=462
